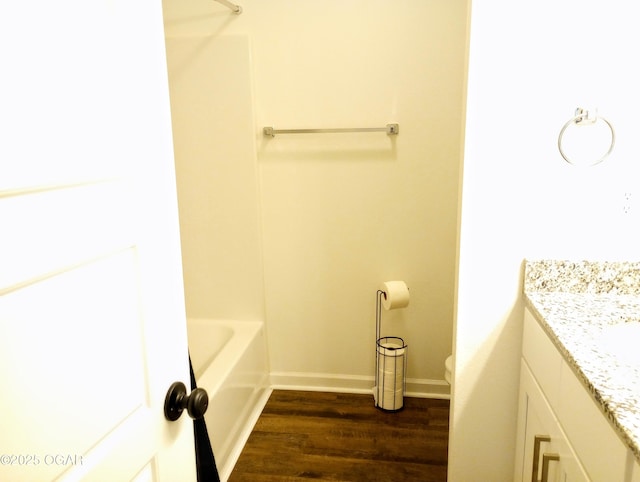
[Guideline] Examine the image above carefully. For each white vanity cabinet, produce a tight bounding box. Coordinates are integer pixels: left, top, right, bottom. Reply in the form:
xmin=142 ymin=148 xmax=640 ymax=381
xmin=515 ymin=308 xmax=640 ymax=482
xmin=515 ymin=360 xmax=589 ymax=481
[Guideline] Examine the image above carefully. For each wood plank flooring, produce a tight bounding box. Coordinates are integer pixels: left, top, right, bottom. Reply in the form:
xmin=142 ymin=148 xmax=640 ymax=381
xmin=228 ymin=390 xmax=449 ymax=482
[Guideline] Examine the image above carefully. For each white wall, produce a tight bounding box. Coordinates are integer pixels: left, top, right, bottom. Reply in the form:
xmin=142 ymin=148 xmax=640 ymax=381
xmin=163 ymin=0 xmax=469 ymax=395
xmin=450 ymin=1 xmax=640 ymax=479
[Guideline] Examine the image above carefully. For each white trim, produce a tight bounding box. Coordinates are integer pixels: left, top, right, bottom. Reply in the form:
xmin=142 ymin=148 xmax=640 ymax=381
xmin=269 ymin=372 xmax=451 ymax=400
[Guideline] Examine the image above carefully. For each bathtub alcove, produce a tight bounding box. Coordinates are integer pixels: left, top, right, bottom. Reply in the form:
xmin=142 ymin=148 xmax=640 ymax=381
xmin=187 ymin=319 xmax=271 ymax=481
xmin=164 ymin=29 xmax=270 ymax=482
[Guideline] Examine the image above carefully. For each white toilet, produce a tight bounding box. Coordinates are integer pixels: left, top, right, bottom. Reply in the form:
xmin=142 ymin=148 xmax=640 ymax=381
xmin=444 ymin=355 xmax=453 ymax=385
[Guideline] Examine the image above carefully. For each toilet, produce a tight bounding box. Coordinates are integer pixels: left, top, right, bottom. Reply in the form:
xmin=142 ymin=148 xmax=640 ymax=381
xmin=444 ymin=355 xmax=453 ymax=385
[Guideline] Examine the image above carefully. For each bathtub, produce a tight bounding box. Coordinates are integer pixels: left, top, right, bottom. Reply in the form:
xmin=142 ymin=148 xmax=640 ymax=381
xmin=187 ymin=319 xmax=271 ymax=482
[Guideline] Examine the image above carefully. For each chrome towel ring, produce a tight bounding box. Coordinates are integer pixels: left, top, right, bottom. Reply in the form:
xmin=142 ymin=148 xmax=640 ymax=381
xmin=558 ymin=108 xmax=615 ymax=166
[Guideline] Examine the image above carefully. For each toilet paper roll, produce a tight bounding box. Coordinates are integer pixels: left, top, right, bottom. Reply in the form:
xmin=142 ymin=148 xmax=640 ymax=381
xmin=377 ymin=386 xmax=404 ymax=411
xmin=379 ymin=280 xmax=410 ymax=310
xmin=378 ymin=345 xmax=405 ymax=356
xmin=378 ymin=367 xmax=404 ymax=378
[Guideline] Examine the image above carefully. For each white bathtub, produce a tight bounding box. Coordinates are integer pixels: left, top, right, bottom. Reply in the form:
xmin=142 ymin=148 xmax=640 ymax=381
xmin=187 ymin=319 xmax=271 ymax=482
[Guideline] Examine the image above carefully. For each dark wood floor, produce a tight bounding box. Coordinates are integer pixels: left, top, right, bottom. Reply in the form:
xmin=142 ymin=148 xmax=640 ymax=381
xmin=228 ymin=390 xmax=449 ymax=482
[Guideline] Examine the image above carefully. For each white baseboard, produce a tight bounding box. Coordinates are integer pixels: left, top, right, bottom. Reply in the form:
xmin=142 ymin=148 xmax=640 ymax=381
xmin=269 ymin=371 xmax=450 ymax=400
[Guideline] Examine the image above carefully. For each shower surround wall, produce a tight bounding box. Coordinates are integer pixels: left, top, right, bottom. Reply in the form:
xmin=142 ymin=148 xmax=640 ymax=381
xmin=165 ymin=35 xmax=265 ymax=322
xmin=162 ymin=1 xmax=468 ymax=396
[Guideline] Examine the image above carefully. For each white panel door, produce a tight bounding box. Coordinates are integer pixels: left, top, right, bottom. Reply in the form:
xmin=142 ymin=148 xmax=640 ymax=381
xmin=0 ymin=1 xmax=197 ymax=481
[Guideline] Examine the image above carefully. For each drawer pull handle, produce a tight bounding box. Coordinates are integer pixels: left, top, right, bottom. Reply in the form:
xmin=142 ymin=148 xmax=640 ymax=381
xmin=532 ymin=435 xmax=550 ymax=482
xmin=541 ymin=453 xmax=560 ymax=482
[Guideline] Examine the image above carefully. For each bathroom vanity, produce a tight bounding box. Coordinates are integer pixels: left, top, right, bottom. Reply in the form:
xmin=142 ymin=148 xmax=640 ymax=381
xmin=516 ymin=260 xmax=640 ymax=482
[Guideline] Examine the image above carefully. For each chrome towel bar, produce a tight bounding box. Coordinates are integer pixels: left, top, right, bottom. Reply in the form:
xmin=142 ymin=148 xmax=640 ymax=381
xmin=263 ymin=123 xmax=399 ymax=137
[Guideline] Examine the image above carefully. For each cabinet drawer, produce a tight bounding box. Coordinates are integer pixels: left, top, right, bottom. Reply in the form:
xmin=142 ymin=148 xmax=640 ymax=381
xmin=523 ymin=308 xmax=563 ymax=411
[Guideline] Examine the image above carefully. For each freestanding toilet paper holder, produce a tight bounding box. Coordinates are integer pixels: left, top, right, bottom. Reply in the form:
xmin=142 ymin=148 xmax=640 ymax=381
xmin=374 ymin=289 xmax=407 ymax=412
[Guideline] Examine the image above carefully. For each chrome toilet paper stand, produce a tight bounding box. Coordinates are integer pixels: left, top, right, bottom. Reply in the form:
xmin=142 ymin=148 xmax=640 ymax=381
xmin=374 ymin=289 xmax=407 ymax=412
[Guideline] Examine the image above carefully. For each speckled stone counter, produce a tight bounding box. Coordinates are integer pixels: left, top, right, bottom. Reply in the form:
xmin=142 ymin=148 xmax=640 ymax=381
xmin=524 ymin=260 xmax=640 ymax=463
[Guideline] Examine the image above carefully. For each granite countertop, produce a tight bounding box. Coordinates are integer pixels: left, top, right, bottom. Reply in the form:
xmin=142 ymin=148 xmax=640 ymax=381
xmin=524 ymin=260 xmax=640 ymax=463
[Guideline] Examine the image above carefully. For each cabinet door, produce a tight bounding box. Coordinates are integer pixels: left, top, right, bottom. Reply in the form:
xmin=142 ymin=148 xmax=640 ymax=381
xmin=517 ymin=361 xmax=560 ymax=482
xmin=630 ymin=459 xmax=640 ymax=482
xmin=516 ymin=361 xmax=590 ymax=482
